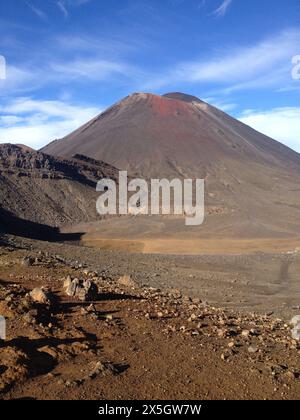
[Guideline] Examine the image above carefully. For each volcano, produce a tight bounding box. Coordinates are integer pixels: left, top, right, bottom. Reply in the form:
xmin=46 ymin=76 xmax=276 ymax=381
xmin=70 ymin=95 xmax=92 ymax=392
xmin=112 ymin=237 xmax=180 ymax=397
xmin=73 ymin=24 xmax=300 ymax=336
xmin=42 ymin=92 xmax=300 ymax=243
xmin=42 ymin=92 xmax=300 ymax=178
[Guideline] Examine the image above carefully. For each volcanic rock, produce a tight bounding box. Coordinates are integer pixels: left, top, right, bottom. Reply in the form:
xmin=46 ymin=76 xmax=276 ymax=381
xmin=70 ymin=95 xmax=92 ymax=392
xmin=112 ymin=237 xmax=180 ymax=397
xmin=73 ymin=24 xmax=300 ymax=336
xmin=29 ymin=288 xmax=51 ymax=305
xmin=64 ymin=278 xmax=98 ymax=301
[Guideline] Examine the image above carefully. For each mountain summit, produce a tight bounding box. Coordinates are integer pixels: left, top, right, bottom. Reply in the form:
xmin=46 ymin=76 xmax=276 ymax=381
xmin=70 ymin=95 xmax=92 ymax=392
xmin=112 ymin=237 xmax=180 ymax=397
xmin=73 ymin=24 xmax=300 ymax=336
xmin=42 ymin=92 xmax=300 ymax=179
xmin=42 ymin=92 xmax=300 ymax=237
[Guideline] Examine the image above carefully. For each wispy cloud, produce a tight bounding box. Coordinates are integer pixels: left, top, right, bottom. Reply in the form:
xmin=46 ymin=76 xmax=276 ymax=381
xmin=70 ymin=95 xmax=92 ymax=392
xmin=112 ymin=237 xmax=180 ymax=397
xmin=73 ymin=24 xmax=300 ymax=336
xmin=56 ymin=0 xmax=94 ymax=18
xmin=239 ymin=107 xmax=300 ymax=152
xmin=27 ymin=2 xmax=47 ymax=20
xmin=57 ymin=1 xmax=69 ymax=18
xmin=56 ymin=34 xmax=141 ymax=56
xmin=0 ymin=54 xmax=139 ymax=96
xmin=143 ymin=28 xmax=300 ymax=92
xmin=0 ymin=97 xmax=101 ymax=149
xmin=0 ymin=65 xmax=38 ymax=95
xmin=51 ymin=58 xmax=136 ymax=82
xmin=213 ymin=0 xmax=233 ymax=17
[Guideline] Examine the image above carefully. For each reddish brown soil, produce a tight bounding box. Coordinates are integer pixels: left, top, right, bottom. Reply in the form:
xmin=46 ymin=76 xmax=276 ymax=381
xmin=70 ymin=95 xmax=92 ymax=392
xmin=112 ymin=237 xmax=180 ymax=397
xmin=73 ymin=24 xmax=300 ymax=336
xmin=0 ymin=242 xmax=299 ymax=400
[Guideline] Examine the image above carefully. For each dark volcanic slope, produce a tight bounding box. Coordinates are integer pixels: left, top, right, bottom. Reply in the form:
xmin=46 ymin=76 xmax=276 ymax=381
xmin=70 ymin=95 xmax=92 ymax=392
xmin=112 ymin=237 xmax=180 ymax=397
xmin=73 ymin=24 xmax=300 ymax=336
xmin=41 ymin=92 xmax=300 ymax=238
xmin=42 ymin=92 xmax=300 ymax=178
xmin=0 ymin=144 xmax=118 ymax=228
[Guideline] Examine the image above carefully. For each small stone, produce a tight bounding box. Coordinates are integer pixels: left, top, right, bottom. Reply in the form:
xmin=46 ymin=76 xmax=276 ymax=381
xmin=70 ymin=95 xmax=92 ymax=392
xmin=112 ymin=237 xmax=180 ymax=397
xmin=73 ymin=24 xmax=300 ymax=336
xmin=76 ymin=288 xmax=88 ymax=302
xmin=18 ymin=297 xmax=31 ymax=312
xmin=63 ymin=275 xmax=72 ymax=289
xmin=88 ymin=361 xmax=118 ymax=379
xmin=228 ymin=341 xmax=235 ymax=348
xmin=29 ymin=288 xmax=51 ymax=305
xmin=192 ymin=298 xmax=201 ymax=304
xmin=117 ymin=275 xmax=137 ymax=288
xmin=23 ymin=310 xmax=37 ymax=324
xmin=250 ymin=329 xmax=260 ymax=336
xmin=22 ymin=256 xmax=34 ymax=267
xmin=291 ymin=326 xmax=300 ymax=341
xmin=65 ymin=380 xmax=78 ymax=387
xmin=81 ymin=307 xmax=88 ymax=316
xmin=285 ymin=371 xmax=297 ymax=380
xmin=248 ymin=345 xmax=258 ymax=354
xmin=167 ymin=325 xmax=176 ymax=333
xmin=291 ymin=315 xmax=300 ymax=326
xmin=65 ymin=278 xmax=79 ymax=297
xmin=78 ymin=280 xmax=98 ymax=301
xmin=38 ymin=346 xmax=58 ymax=359
xmin=217 ymin=328 xmax=228 ymax=338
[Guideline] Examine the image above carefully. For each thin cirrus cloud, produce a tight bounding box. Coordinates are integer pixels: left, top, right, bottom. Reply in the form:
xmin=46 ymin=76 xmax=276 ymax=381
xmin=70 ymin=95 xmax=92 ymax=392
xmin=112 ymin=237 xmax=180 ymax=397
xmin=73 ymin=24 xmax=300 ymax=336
xmin=0 ymin=56 xmax=138 ymax=97
xmin=27 ymin=0 xmax=93 ymax=20
xmin=26 ymin=2 xmax=48 ymax=20
xmin=56 ymin=34 xmax=143 ymax=56
xmin=56 ymin=0 xmax=94 ymax=18
xmin=213 ymin=0 xmax=233 ymax=17
xmin=50 ymin=58 xmax=135 ymax=82
xmin=0 ymin=97 xmax=102 ymax=149
xmin=143 ymin=28 xmax=300 ymax=91
xmin=57 ymin=1 xmax=69 ymax=18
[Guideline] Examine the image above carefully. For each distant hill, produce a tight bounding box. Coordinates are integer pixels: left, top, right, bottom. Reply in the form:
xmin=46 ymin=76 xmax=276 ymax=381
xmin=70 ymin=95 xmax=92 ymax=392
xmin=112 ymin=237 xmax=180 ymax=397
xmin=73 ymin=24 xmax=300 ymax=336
xmin=0 ymin=144 xmax=118 ymax=228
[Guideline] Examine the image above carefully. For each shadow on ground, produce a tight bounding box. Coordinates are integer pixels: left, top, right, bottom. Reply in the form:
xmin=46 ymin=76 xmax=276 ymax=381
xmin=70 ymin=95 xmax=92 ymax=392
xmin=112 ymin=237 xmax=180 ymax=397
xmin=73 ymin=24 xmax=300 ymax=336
xmin=0 ymin=208 xmax=83 ymax=243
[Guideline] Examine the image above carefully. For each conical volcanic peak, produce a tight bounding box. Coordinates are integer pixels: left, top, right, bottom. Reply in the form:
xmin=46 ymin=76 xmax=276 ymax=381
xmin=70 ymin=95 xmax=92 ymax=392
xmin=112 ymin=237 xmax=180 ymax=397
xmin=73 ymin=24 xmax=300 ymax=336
xmin=42 ymin=91 xmax=300 ymax=179
xmin=40 ymin=91 xmax=300 ymax=237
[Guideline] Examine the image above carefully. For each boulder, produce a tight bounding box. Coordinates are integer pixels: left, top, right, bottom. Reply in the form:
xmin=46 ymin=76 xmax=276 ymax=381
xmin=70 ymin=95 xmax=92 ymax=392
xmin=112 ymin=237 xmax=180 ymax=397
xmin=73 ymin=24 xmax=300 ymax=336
xmin=65 ymin=278 xmax=79 ymax=297
xmin=63 ymin=278 xmax=98 ymax=301
xmin=29 ymin=288 xmax=51 ymax=305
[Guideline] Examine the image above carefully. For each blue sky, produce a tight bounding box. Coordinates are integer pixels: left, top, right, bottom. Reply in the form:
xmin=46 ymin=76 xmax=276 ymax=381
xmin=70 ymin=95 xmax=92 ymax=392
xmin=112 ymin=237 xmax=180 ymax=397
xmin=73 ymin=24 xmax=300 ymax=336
xmin=0 ymin=0 xmax=300 ymax=150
